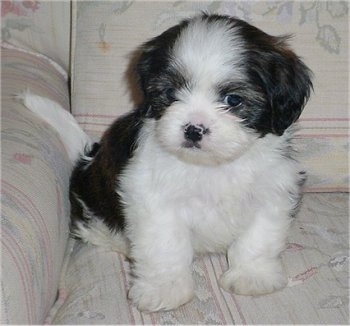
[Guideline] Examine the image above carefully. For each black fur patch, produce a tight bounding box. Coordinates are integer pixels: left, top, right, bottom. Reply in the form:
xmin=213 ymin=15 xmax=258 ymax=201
xmin=232 ymin=17 xmax=313 ymax=135
xmin=70 ymin=110 xmax=144 ymax=233
xmin=136 ymin=19 xmax=189 ymax=120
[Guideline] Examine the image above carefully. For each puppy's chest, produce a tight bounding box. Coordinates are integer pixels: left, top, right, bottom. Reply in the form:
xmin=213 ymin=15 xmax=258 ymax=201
xmin=124 ymin=148 xmax=252 ymax=228
xmin=179 ymin=185 xmax=245 ymax=248
xmin=139 ymin=159 xmax=249 ymax=252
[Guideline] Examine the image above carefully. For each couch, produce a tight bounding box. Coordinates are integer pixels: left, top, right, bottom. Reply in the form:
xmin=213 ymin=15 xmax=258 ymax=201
xmin=1 ymin=1 xmax=348 ymax=324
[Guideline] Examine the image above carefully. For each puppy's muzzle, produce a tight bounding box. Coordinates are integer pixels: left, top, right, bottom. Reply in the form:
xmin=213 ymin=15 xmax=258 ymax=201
xmin=183 ymin=123 xmax=209 ymax=148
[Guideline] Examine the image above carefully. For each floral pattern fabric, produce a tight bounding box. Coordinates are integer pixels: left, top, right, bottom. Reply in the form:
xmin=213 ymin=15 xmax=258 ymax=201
xmin=1 ymin=1 xmax=71 ymax=70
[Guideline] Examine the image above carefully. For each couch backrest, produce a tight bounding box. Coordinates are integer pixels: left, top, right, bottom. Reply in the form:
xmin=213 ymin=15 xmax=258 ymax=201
xmin=2 ymin=0 xmax=71 ymax=70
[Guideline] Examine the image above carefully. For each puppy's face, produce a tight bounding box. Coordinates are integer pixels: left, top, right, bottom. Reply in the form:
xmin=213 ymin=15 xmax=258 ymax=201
xmin=136 ymin=14 xmax=312 ymax=165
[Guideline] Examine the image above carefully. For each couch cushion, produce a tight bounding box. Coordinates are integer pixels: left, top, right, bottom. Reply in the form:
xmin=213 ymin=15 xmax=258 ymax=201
xmin=70 ymin=1 xmax=348 ymax=192
xmin=1 ymin=1 xmax=71 ymax=70
xmin=1 ymin=46 xmax=71 ymax=324
xmin=51 ymin=193 xmax=349 ymax=324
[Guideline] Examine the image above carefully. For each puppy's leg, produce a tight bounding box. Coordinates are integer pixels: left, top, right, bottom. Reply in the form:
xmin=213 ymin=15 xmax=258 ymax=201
xmin=220 ymin=209 xmax=291 ymax=295
xmin=127 ymin=210 xmax=194 ymax=312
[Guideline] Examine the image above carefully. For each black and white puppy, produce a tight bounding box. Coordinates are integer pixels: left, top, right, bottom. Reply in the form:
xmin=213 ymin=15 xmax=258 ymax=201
xmin=24 ymin=14 xmax=313 ymax=312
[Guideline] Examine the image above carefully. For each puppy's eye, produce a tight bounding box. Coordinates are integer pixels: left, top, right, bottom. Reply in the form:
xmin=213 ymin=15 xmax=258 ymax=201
xmin=164 ymin=88 xmax=176 ymax=101
xmin=223 ymin=94 xmax=243 ymax=108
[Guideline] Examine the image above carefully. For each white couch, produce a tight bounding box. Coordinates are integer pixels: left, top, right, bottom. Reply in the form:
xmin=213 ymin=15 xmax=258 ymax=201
xmin=1 ymin=1 xmax=348 ymax=324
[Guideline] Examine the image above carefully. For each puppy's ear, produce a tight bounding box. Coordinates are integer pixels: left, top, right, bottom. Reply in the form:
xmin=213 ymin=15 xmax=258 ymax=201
xmin=248 ymin=35 xmax=313 ymax=136
xmin=135 ymin=43 xmax=155 ymax=96
xmin=269 ymin=44 xmax=313 ymax=135
xmin=135 ymin=20 xmax=189 ymax=96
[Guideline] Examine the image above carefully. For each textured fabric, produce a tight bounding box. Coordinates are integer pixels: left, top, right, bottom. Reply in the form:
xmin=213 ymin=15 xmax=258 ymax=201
xmin=1 ymin=3 xmax=348 ymax=325
xmin=70 ymin=1 xmax=349 ymax=192
xmin=51 ymin=193 xmax=349 ymax=324
xmin=1 ymin=0 xmax=71 ymax=70
xmin=1 ymin=47 xmax=72 ymax=324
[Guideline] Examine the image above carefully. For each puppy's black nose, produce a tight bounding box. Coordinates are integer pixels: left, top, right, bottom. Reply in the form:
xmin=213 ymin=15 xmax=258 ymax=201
xmin=184 ymin=123 xmax=207 ymax=142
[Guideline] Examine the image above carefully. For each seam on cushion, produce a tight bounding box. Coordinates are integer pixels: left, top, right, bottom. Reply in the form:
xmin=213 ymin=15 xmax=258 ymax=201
xmin=70 ymin=0 xmax=78 ymax=106
xmin=1 ymin=41 xmax=68 ymax=81
xmin=44 ymin=238 xmax=76 ymax=324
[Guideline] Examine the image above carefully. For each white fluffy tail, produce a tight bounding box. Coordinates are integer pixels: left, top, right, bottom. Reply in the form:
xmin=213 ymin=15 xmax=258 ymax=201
xmin=17 ymin=90 xmax=91 ymax=163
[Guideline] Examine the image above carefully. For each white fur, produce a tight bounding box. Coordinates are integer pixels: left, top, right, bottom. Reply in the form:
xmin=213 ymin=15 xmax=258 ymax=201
xmin=118 ymin=121 xmax=300 ymax=311
xmin=173 ymin=18 xmax=245 ymax=84
xmin=72 ymin=219 xmax=129 ymax=256
xmin=17 ymin=90 xmax=91 ymax=163
xmin=155 ymin=97 xmax=255 ymax=166
xmin=72 ymin=197 xmax=129 ymax=256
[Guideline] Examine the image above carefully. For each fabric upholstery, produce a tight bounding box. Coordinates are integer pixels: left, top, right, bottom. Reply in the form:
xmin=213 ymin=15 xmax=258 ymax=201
xmin=1 ymin=46 xmax=71 ymax=324
xmin=1 ymin=2 xmax=348 ymax=324
xmin=70 ymin=1 xmax=349 ymax=192
xmin=1 ymin=0 xmax=71 ymax=70
xmin=51 ymin=194 xmax=349 ymax=324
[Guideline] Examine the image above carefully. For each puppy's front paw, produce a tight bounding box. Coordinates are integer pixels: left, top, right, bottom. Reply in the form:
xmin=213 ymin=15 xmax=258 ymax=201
xmin=219 ymin=258 xmax=287 ymax=296
xmin=128 ymin=273 xmax=194 ymax=312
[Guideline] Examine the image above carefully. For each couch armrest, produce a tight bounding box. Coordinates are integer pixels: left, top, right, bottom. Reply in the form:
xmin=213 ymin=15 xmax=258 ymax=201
xmin=1 ymin=45 xmax=71 ymax=324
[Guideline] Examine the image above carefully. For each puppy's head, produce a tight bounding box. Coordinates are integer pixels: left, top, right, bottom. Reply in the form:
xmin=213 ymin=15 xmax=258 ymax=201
xmin=136 ymin=14 xmax=313 ymax=165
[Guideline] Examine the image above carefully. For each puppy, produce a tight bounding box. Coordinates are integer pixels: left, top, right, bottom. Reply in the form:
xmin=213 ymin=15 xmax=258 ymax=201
xmin=24 ymin=14 xmax=313 ymax=312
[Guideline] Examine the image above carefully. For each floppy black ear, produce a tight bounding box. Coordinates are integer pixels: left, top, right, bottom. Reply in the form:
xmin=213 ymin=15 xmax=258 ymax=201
xmin=134 ymin=20 xmax=190 ymax=118
xmin=268 ymin=48 xmax=313 ymax=135
xmin=134 ymin=37 xmax=172 ymax=118
xmin=135 ymin=43 xmax=156 ymax=96
xmin=246 ymin=34 xmax=313 ymax=136
xmin=135 ymin=21 xmax=189 ymax=96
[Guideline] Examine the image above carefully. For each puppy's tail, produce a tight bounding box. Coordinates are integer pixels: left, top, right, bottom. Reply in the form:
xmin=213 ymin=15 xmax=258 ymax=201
xmin=17 ymin=90 xmax=91 ymax=163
